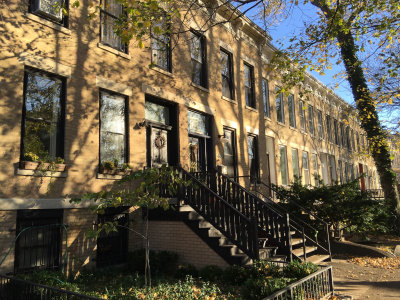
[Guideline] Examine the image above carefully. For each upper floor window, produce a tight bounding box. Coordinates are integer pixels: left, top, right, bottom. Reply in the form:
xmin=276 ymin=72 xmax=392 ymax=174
xmin=288 ymin=94 xmax=296 ymax=128
xmin=299 ymin=100 xmax=306 ymax=131
xmin=244 ymin=63 xmax=255 ymax=108
xmin=29 ymin=0 xmax=68 ymax=26
xmin=262 ymin=79 xmax=270 ymax=117
xmin=346 ymin=126 xmax=351 ymax=151
xmin=311 ymin=153 xmax=319 ymax=186
xmin=221 ymin=49 xmax=234 ymax=99
xmin=100 ymin=91 xmax=127 ymax=165
xmin=351 ymin=129 xmax=355 ymax=151
xmin=326 ymin=115 xmax=332 ymax=142
xmin=190 ymin=31 xmax=207 ymax=88
xmin=151 ymin=17 xmax=171 ymax=72
xmin=317 ymin=110 xmax=323 ymax=139
xmin=356 ymin=132 xmax=360 ymax=152
xmin=334 ymin=119 xmax=339 ymax=145
xmin=100 ymin=0 xmax=127 ymax=53
xmin=275 ymin=87 xmax=284 ymax=123
xmin=340 ymin=122 xmax=345 ymax=147
xmin=21 ymin=69 xmax=65 ymax=162
xmin=279 ymin=145 xmax=288 ymax=185
xmin=308 ymin=105 xmax=314 ymax=135
xmin=302 ymin=151 xmax=310 ymax=185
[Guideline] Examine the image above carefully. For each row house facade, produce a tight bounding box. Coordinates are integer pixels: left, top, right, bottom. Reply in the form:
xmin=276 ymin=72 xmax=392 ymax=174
xmin=0 ymin=0 xmax=379 ymax=274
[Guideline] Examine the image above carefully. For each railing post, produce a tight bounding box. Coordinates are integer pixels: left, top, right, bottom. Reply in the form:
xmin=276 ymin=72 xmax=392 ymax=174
xmin=302 ymin=227 xmax=306 ymax=261
xmin=251 ymin=217 xmax=259 ymax=260
xmin=285 ymin=213 xmax=292 ymax=261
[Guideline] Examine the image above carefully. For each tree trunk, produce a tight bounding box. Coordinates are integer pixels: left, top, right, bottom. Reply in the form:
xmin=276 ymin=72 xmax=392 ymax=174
xmin=335 ymin=30 xmax=400 ymax=218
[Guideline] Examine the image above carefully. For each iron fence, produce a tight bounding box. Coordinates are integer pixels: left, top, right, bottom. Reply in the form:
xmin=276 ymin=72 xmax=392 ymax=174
xmin=263 ymin=265 xmax=334 ymax=300
xmin=0 ymin=274 xmax=100 ymax=300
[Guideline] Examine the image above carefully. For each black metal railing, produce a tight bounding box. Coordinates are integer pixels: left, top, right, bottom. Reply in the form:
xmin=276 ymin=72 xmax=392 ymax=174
xmin=364 ymin=188 xmax=384 ymax=200
xmin=263 ymin=265 xmax=334 ymax=300
xmin=255 ymin=180 xmax=331 ymax=261
xmin=175 ymin=167 xmax=260 ymax=259
xmin=0 ymin=274 xmax=100 ymax=300
xmin=191 ymin=170 xmax=293 ymax=260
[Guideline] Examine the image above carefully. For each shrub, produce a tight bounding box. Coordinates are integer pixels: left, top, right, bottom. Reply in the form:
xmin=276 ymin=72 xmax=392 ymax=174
xmin=241 ymin=277 xmax=290 ymax=300
xmin=283 ymin=260 xmax=318 ymax=279
xmin=222 ymin=264 xmax=248 ymax=285
xmin=248 ymin=260 xmax=282 ymax=278
xmin=199 ymin=265 xmax=223 ymax=282
xmin=174 ymin=264 xmax=198 ymax=279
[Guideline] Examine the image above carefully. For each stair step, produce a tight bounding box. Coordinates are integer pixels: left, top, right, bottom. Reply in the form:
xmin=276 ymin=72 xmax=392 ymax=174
xmin=179 ymin=205 xmax=195 ymax=212
xmin=198 ymin=219 xmax=213 ymax=228
xmin=306 ymin=254 xmax=331 ymax=264
xmin=292 ymin=246 xmax=317 ymax=257
xmin=291 ymin=238 xmax=303 ymax=245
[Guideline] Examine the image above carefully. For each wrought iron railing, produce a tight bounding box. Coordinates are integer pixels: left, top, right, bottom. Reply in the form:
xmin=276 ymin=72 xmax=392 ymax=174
xmin=191 ymin=170 xmax=293 ymax=260
xmin=0 ymin=274 xmax=100 ymax=300
xmin=255 ymin=180 xmax=331 ymax=261
xmin=176 ymin=167 xmax=260 ymax=259
xmin=263 ymin=265 xmax=334 ymax=300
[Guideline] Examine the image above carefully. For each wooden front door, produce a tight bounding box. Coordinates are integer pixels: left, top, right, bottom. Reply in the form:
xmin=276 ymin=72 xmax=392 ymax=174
xmin=150 ymin=127 xmax=169 ymax=167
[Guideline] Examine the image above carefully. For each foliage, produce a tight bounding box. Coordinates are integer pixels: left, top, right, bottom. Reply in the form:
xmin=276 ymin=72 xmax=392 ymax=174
xmin=198 ymin=265 xmax=224 ymax=283
xmin=127 ymin=249 xmax=179 ymax=277
xmin=274 ymin=178 xmax=393 ymax=235
xmin=222 ymin=264 xmax=249 ymax=286
xmin=174 ymin=264 xmax=199 ymax=279
xmin=241 ymin=277 xmax=291 ymax=300
xmin=283 ymin=260 xmax=318 ymax=278
xmin=23 ymin=151 xmax=64 ymax=165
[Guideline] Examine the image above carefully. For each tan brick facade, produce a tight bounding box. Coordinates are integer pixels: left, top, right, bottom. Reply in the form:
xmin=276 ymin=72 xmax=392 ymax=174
xmin=0 ymin=0 xmax=379 ymax=273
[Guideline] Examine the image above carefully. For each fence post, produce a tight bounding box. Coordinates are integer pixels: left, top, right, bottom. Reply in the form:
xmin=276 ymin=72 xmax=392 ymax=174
xmin=326 ymin=223 xmax=332 ymax=261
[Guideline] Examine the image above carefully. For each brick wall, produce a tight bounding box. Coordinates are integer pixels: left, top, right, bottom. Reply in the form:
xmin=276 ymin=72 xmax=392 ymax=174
xmin=0 ymin=211 xmax=17 ymax=274
xmin=63 ymin=208 xmax=97 ymax=276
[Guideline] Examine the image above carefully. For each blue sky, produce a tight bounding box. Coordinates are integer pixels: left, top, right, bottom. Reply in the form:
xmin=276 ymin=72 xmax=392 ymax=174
xmin=253 ymin=3 xmax=355 ymax=105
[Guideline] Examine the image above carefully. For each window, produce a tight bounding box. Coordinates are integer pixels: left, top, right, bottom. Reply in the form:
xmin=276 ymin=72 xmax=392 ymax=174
xmin=247 ymin=134 xmax=259 ymax=183
xmin=346 ymin=126 xmax=351 ymax=150
xmin=356 ymin=132 xmax=360 ymax=152
xmin=15 ymin=209 xmax=63 ymax=273
xmin=221 ymin=49 xmax=234 ymax=99
xmin=276 ymin=87 xmax=284 ymax=123
xmin=291 ymin=148 xmax=299 ymax=181
xmin=340 ymin=122 xmax=345 ymax=147
xmin=244 ymin=63 xmax=255 ymax=108
xmin=308 ymin=105 xmax=314 ymax=135
xmin=279 ymin=145 xmax=288 ymax=185
xmin=338 ymin=160 xmax=343 ymax=184
xmin=328 ymin=155 xmax=337 ymax=183
xmin=151 ymin=18 xmax=171 ymax=72
xmin=100 ymin=0 xmax=127 ymax=53
xmin=334 ymin=119 xmax=339 ymax=145
xmin=302 ymin=151 xmax=310 ymax=185
xmin=299 ymin=100 xmax=306 ymax=131
xmin=311 ymin=153 xmax=319 ymax=186
xmin=288 ymin=94 xmax=296 ymax=128
xmin=325 ymin=115 xmax=331 ymax=142
xmin=351 ymin=129 xmax=355 ymax=152
xmin=262 ymin=79 xmax=270 ymax=117
xmin=190 ymin=31 xmax=207 ymax=88
xmin=317 ymin=110 xmax=323 ymax=139
xmin=21 ymin=69 xmax=65 ymax=162
xmin=29 ymin=0 xmax=68 ymax=26
xmin=100 ymin=91 xmax=127 ymax=165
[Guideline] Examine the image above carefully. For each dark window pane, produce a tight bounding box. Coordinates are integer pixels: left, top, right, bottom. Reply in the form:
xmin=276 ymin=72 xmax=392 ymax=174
xmin=288 ymin=94 xmax=295 ymax=127
xmin=263 ymin=79 xmax=270 ymax=117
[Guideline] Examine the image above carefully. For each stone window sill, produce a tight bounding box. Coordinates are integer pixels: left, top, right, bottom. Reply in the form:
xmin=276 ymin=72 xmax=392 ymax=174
xmin=191 ymin=82 xmax=209 ymax=93
xmin=221 ymin=96 xmax=237 ymax=104
xmin=17 ymin=168 xmax=67 ymax=178
xmin=245 ymin=105 xmax=258 ymax=112
xmin=96 ymin=173 xmax=124 ymax=180
xmin=25 ymin=13 xmax=71 ymax=35
xmin=97 ymin=43 xmax=131 ymax=60
xmin=149 ymin=66 xmax=174 ymax=78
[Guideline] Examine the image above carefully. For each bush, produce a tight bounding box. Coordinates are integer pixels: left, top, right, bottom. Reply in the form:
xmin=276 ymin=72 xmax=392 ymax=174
xmin=126 ymin=249 xmax=179 ymax=277
xmin=174 ymin=264 xmax=198 ymax=279
xmin=283 ymin=260 xmax=318 ymax=279
xmin=222 ymin=264 xmax=249 ymax=285
xmin=199 ymin=265 xmax=223 ymax=282
xmin=241 ymin=277 xmax=291 ymax=300
xmin=249 ymin=260 xmax=282 ymax=278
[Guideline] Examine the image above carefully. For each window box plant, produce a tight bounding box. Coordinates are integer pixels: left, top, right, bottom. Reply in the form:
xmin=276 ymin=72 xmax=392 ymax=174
xmin=21 ymin=152 xmax=66 ymax=172
xmin=99 ymin=159 xmax=132 ymax=175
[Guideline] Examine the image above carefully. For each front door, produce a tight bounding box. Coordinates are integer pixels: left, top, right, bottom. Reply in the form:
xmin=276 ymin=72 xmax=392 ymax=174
xmin=150 ymin=127 xmax=168 ymax=167
xmin=223 ymin=128 xmax=237 ymax=179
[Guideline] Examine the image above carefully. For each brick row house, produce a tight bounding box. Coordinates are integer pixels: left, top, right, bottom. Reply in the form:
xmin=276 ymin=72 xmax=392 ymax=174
xmin=0 ymin=0 xmax=380 ymax=274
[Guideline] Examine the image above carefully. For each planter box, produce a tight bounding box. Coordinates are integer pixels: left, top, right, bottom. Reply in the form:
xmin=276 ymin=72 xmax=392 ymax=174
xmin=20 ymin=161 xmax=66 ymax=172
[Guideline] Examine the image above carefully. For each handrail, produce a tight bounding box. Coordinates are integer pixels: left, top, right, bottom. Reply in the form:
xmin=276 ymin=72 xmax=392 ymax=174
xmin=192 ymin=170 xmax=293 ymax=259
xmin=175 ymin=167 xmax=260 ymax=259
xmin=255 ymin=180 xmax=331 ymax=258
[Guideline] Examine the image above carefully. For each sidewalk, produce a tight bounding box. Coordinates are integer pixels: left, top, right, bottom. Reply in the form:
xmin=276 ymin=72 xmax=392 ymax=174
xmin=330 ymin=259 xmax=400 ymax=299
